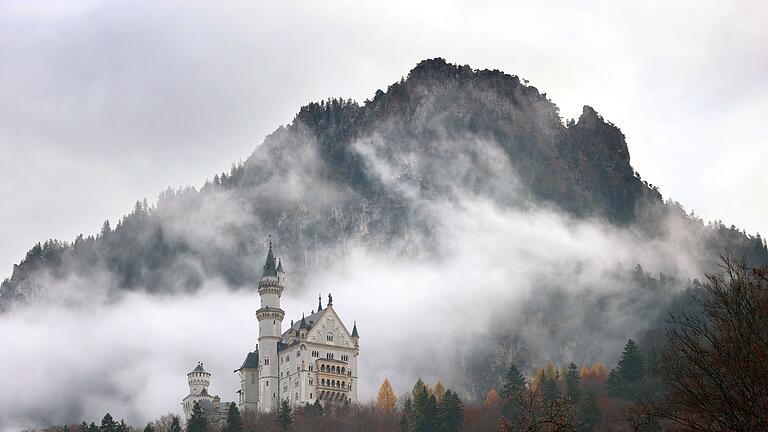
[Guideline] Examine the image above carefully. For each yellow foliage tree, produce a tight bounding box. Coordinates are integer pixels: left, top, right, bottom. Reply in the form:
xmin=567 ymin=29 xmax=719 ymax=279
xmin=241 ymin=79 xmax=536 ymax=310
xmin=377 ymin=378 xmax=397 ymax=413
xmin=434 ymin=381 xmax=446 ymax=401
xmin=484 ymin=388 xmax=500 ymax=405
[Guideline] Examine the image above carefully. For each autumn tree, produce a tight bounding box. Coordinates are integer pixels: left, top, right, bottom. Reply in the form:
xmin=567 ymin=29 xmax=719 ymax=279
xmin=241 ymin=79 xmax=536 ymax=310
xmin=484 ymin=388 xmax=500 ymax=406
xmin=434 ymin=381 xmax=446 ymax=402
xmin=377 ymin=378 xmax=397 ymax=413
xmin=648 ymin=258 xmax=768 ymax=431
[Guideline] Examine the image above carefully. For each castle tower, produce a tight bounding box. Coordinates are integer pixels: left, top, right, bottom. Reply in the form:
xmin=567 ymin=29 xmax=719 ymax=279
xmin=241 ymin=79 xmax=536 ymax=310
xmin=187 ymin=362 xmax=210 ymax=395
xmin=256 ymin=240 xmax=285 ymax=412
xmin=183 ymin=362 xmax=213 ymax=420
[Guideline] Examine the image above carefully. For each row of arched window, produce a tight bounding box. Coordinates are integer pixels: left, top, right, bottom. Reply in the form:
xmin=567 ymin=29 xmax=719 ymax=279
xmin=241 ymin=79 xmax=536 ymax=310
xmin=320 ymin=378 xmax=346 ymax=389
xmin=320 ymin=364 xmax=346 ymax=374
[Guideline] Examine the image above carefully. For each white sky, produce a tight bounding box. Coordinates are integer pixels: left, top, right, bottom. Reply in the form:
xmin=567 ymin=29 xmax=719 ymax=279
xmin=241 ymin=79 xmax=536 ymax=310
xmin=1 ymin=0 xmax=766 ymax=277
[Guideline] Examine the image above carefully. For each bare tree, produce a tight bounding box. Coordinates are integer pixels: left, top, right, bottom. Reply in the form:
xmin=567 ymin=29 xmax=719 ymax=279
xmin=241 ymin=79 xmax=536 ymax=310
xmin=648 ymin=257 xmax=768 ymax=431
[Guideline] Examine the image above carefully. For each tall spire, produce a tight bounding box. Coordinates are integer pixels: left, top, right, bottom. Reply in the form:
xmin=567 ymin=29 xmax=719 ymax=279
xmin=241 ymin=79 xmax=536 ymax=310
xmin=276 ymin=258 xmax=284 ymax=273
xmin=351 ymin=321 xmax=359 ymax=338
xmin=317 ymin=294 xmax=323 ymax=311
xmin=262 ymin=237 xmax=277 ymax=277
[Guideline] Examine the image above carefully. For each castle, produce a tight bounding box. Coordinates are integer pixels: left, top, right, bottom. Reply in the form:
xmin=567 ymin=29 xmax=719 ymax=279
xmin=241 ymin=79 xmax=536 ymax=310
xmin=182 ymin=241 xmax=360 ymax=419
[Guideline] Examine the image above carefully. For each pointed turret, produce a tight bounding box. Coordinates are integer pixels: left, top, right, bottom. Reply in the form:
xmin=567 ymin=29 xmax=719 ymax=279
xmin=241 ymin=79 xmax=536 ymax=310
xmin=276 ymin=258 xmax=284 ymax=274
xmin=317 ymin=294 xmax=323 ymax=311
xmin=351 ymin=321 xmax=359 ymax=338
xmin=262 ymin=240 xmax=277 ymax=278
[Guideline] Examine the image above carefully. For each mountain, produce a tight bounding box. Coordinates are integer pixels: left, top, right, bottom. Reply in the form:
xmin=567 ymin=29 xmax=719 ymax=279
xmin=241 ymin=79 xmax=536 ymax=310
xmin=1 ymin=58 xmax=766 ymax=309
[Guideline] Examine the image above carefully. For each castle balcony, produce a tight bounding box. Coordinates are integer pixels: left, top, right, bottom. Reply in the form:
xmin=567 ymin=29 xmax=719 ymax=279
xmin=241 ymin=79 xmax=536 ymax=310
xmin=317 ymin=377 xmax=350 ymax=392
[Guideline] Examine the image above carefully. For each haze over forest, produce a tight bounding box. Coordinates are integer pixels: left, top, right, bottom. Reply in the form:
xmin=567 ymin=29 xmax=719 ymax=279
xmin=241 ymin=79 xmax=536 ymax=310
xmin=1 ymin=57 xmax=765 ymax=431
xmin=1 ymin=2 xmax=767 ymax=431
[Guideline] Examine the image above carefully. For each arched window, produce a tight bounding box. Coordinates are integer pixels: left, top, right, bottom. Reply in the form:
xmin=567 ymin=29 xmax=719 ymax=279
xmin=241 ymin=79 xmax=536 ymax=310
xmin=321 ymin=378 xmax=326 ymax=386
xmin=327 ymin=334 xmax=334 ymax=342
xmin=264 ymin=357 xmax=270 ymax=366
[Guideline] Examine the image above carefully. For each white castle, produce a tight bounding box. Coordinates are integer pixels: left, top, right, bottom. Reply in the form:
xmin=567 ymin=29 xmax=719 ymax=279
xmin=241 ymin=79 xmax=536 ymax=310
xmin=182 ymin=241 xmax=360 ymax=419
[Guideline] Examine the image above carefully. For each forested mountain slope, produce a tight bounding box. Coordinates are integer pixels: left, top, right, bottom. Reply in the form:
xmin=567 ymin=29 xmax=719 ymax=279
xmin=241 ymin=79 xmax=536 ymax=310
xmin=1 ymin=58 xmax=765 ymax=309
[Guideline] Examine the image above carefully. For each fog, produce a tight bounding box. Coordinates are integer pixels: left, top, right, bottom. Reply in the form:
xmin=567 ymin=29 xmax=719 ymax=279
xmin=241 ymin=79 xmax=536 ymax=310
xmin=0 ymin=191 xmax=705 ymax=430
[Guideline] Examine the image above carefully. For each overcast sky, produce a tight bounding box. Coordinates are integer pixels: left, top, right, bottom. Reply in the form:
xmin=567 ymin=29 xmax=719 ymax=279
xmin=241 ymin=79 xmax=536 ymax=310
xmin=1 ymin=0 xmax=766 ymax=277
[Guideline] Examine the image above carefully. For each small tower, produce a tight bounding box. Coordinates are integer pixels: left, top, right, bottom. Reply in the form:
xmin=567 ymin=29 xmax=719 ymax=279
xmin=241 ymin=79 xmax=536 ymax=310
xmin=256 ymin=239 xmax=285 ymax=412
xmin=187 ymin=362 xmax=211 ymax=395
xmin=183 ymin=362 xmax=213 ymax=420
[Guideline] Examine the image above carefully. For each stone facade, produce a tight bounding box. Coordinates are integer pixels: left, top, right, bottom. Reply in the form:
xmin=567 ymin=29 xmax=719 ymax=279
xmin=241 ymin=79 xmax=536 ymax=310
xmin=236 ymin=242 xmax=360 ymax=412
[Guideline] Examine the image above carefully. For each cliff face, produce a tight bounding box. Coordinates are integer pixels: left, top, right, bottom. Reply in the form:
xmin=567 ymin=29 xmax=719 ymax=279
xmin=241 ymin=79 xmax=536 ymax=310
xmin=0 ymin=58 xmax=763 ymax=307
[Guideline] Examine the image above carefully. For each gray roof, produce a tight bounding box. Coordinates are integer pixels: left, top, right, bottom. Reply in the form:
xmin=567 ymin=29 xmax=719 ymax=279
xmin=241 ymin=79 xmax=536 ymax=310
xmin=237 ymin=350 xmax=259 ymax=371
xmin=276 ymin=259 xmax=284 ymax=273
xmin=351 ymin=322 xmax=359 ymax=338
xmin=191 ymin=362 xmax=207 ymax=373
xmin=281 ymin=309 xmax=325 ymax=342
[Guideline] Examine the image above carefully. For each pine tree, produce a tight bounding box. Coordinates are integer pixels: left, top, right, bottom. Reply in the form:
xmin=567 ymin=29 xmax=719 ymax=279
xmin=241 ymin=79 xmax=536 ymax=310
xmin=412 ymin=378 xmax=426 ymax=400
xmin=100 ymin=414 xmax=118 ymax=432
xmin=501 ymin=364 xmax=526 ymax=401
xmin=411 ymin=382 xmax=438 ymax=432
xmin=187 ymin=401 xmax=208 ymax=432
xmin=377 ymin=378 xmax=397 ymax=413
xmin=399 ymin=413 xmax=410 ymax=432
xmin=224 ymin=402 xmax=242 ymax=432
xmin=617 ymin=339 xmax=644 ymax=383
xmin=169 ymin=416 xmax=181 ymax=432
xmin=80 ymin=421 xmax=89 ymax=432
xmin=609 ymin=339 xmax=645 ymax=398
xmin=578 ymin=390 xmax=601 ymax=431
xmin=277 ymin=399 xmax=293 ymax=431
xmin=542 ymin=377 xmax=560 ymax=403
xmin=143 ymin=423 xmax=155 ymax=432
xmin=88 ymin=423 xmax=100 ymax=432
xmin=116 ymin=420 xmax=128 ymax=432
xmin=565 ymin=362 xmax=581 ymax=403
xmin=437 ymin=390 xmax=464 ymax=432
xmin=311 ymin=398 xmax=324 ymax=416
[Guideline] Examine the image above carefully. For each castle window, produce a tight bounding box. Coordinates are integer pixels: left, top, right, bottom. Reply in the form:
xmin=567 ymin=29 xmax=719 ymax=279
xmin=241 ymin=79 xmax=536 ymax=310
xmin=309 ymin=378 xmax=313 ymax=386
xmin=327 ymin=334 xmax=333 ymax=342
xmin=266 ymin=381 xmax=269 ymax=387
xmin=309 ymin=365 xmax=313 ymax=371
xmin=326 ymin=353 xmax=334 ymax=360
xmin=310 ymin=393 xmax=313 ymax=399
xmin=264 ymin=357 xmax=270 ymax=366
